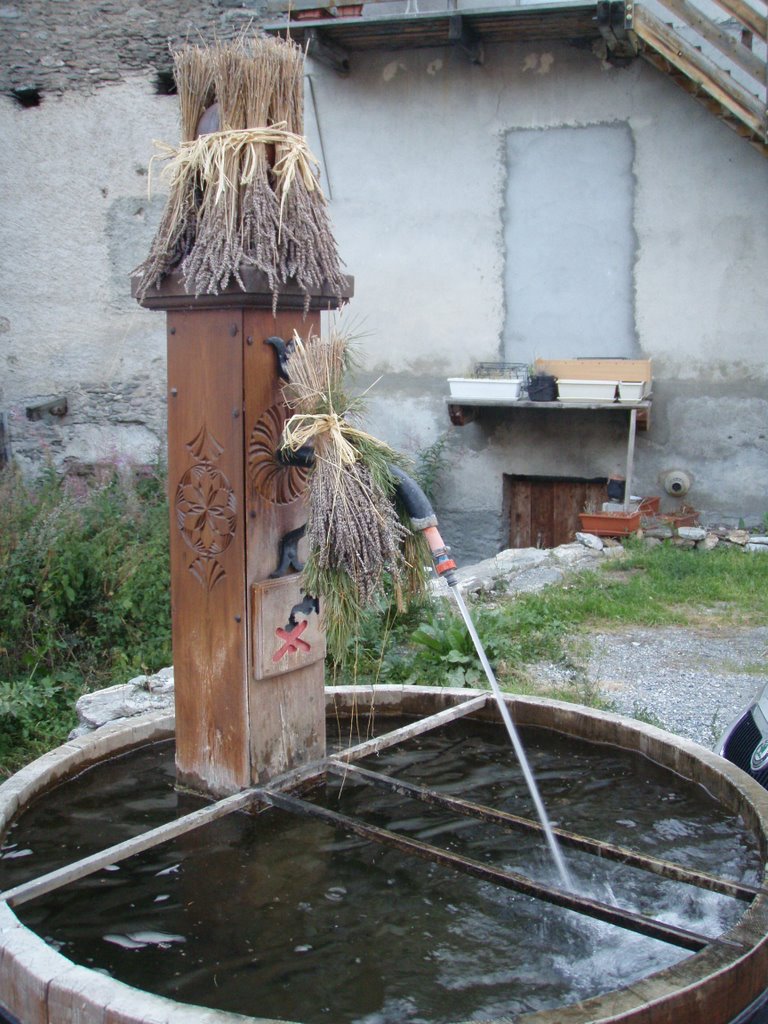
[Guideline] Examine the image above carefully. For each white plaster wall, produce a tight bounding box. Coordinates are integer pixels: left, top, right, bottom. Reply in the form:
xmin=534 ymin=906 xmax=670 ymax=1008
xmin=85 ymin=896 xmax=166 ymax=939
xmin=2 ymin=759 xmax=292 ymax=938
xmin=0 ymin=76 xmax=176 ymax=468
xmin=1 ymin=40 xmax=766 ymax=555
xmin=309 ymin=42 xmax=767 ymax=551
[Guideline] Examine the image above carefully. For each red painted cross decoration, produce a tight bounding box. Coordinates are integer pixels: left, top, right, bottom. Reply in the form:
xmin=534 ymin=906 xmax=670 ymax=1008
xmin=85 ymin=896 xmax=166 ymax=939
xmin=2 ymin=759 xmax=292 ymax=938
xmin=272 ymin=620 xmax=311 ymax=662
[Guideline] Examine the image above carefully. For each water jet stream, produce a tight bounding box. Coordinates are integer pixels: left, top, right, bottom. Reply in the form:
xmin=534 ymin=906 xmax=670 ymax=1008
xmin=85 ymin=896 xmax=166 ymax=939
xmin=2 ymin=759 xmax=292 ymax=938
xmin=447 ymin=580 xmax=575 ymax=891
xmin=389 ymin=466 xmax=575 ymax=891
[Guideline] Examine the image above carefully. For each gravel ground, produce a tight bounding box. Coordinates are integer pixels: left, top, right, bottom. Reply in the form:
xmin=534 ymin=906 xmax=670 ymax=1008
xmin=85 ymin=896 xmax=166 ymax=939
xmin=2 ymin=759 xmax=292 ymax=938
xmin=537 ymin=624 xmax=768 ymax=750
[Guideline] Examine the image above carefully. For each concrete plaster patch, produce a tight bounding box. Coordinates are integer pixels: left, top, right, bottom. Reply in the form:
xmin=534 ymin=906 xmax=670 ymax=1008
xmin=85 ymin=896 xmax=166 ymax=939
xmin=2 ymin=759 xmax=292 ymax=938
xmin=382 ymin=60 xmax=407 ymax=82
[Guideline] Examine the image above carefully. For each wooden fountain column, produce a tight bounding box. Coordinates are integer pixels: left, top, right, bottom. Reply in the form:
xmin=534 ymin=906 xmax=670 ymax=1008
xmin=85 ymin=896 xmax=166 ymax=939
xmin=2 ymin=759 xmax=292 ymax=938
xmin=139 ymin=271 xmax=351 ymax=797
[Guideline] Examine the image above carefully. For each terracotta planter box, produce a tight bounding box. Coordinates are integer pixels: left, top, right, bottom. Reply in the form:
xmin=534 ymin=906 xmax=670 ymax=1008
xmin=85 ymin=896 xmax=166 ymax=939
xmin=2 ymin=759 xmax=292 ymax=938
xmin=579 ymin=510 xmax=642 ymax=537
xmin=638 ymin=496 xmax=661 ymax=514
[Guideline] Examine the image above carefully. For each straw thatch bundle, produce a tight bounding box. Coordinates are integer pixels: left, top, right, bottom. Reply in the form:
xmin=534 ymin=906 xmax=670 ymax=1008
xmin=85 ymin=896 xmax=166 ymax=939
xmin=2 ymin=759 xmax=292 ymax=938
xmin=133 ymin=35 xmax=346 ymax=310
xmin=281 ymin=330 xmax=428 ymax=661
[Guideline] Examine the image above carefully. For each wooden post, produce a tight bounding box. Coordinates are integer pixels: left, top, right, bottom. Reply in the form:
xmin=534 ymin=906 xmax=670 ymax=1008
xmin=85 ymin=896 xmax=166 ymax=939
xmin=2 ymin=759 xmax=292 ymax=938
xmin=136 ymin=269 xmax=353 ymax=796
xmin=623 ymin=407 xmax=637 ymax=513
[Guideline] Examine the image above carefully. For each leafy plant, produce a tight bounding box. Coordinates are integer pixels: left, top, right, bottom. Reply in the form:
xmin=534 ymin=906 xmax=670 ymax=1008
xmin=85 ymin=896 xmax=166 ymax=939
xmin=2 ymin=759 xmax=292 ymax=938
xmin=0 ymin=462 xmax=171 ymax=775
xmin=412 ymin=432 xmax=449 ymax=502
xmin=410 ymin=612 xmax=487 ymax=687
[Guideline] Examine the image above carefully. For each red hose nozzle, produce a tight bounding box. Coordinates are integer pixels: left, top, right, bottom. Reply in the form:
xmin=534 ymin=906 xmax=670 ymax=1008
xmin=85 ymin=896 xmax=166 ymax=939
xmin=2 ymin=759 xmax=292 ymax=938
xmin=423 ymin=526 xmax=458 ymax=583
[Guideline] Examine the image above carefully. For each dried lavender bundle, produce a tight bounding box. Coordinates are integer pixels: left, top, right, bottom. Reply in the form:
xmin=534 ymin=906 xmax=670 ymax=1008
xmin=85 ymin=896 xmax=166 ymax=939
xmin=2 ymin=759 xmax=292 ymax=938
xmin=306 ymin=455 xmax=407 ymax=605
xmin=132 ymin=46 xmax=213 ymax=299
xmin=282 ymin=331 xmax=426 ymax=661
xmin=181 ymin=42 xmax=248 ymax=295
xmin=239 ymin=38 xmax=282 ymax=297
xmin=134 ymin=35 xmax=345 ymax=307
xmin=272 ymin=42 xmax=346 ymax=311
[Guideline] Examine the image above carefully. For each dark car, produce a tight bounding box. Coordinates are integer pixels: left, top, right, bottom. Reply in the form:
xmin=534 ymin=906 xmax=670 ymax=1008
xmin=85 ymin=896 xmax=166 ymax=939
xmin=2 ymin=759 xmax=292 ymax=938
xmin=719 ymin=685 xmax=768 ymax=790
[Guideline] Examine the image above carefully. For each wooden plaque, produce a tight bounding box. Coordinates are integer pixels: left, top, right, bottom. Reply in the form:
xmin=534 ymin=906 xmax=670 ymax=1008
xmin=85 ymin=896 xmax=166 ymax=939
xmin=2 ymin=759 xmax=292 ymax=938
xmin=251 ymin=576 xmax=325 ymax=680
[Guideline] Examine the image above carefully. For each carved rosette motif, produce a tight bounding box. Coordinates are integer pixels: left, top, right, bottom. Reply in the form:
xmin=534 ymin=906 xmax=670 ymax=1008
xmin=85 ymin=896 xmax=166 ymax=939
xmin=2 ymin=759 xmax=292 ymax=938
xmin=175 ymin=425 xmax=237 ymax=591
xmin=248 ymin=404 xmax=309 ymax=505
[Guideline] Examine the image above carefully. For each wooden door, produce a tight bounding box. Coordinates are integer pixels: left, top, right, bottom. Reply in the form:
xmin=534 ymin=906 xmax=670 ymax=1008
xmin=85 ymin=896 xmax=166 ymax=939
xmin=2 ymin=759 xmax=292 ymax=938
xmin=504 ymin=475 xmax=607 ymax=549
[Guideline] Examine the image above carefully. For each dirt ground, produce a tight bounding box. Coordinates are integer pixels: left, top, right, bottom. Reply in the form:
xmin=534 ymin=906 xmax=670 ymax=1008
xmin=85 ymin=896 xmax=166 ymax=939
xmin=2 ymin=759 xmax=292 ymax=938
xmin=536 ymin=622 xmax=768 ymax=749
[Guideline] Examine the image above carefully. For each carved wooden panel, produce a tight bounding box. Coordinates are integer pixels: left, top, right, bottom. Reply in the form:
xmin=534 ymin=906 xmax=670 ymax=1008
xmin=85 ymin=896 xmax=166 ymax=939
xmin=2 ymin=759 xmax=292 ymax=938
xmin=248 ymin=403 xmax=309 ymax=506
xmin=175 ymin=425 xmax=237 ymax=591
xmin=243 ymin=309 xmax=326 ymax=780
xmin=251 ymin=576 xmax=325 ymax=680
xmin=167 ymin=310 xmax=249 ymax=796
xmin=243 ymin=310 xmax=315 ymax=589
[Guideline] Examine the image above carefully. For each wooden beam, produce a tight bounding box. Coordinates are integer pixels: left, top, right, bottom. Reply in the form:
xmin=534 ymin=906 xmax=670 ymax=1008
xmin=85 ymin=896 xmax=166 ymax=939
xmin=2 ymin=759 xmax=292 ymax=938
xmin=262 ymin=788 xmax=729 ymax=951
xmin=642 ymin=49 xmax=768 ymax=152
xmin=327 ymin=761 xmax=760 ymax=901
xmin=635 ymin=5 xmax=766 ymax=135
xmin=305 ymin=28 xmax=351 ymax=74
xmin=0 ymin=790 xmax=258 ymax=909
xmin=333 ymin=695 xmax=490 ymax=762
xmin=709 ymin=0 xmax=767 ymax=40
xmin=654 ymin=0 xmax=767 ymax=83
xmin=448 ymin=14 xmax=485 ymax=63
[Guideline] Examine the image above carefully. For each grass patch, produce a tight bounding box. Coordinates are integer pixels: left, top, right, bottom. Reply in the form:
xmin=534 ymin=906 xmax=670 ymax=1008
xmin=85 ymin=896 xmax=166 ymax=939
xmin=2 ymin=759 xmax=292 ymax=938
xmin=333 ymin=540 xmax=768 ymax=710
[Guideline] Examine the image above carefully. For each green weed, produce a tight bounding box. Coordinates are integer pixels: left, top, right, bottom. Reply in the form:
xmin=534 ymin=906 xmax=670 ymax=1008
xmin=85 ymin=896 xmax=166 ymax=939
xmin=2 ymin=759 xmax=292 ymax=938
xmin=0 ymin=463 xmax=171 ymax=775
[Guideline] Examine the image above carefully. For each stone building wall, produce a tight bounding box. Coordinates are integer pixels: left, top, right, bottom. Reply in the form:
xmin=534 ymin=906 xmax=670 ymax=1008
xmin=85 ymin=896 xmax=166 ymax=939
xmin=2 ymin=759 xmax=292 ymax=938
xmin=1 ymin=1 xmax=264 ymax=472
xmin=1 ymin=1 xmax=766 ymax=561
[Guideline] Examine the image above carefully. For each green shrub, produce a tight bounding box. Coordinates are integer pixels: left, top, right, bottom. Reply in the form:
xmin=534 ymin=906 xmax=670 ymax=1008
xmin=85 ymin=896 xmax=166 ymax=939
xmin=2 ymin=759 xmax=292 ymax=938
xmin=0 ymin=463 xmax=171 ymax=774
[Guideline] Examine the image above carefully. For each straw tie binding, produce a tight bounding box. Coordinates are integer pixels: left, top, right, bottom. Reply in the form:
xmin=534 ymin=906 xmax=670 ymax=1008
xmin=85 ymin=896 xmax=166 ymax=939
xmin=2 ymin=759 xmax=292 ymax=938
xmin=149 ymin=125 xmax=322 ymax=215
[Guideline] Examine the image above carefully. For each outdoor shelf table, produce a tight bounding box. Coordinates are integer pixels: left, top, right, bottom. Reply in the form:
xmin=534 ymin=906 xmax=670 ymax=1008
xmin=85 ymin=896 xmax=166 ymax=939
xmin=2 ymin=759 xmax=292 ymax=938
xmin=445 ymin=397 xmax=652 ymax=514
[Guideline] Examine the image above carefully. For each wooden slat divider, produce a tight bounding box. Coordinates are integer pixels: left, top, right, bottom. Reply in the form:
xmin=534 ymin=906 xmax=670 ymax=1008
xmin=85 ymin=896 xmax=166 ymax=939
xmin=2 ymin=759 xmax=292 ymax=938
xmin=654 ymin=0 xmax=767 ymax=84
xmin=332 ymin=695 xmax=490 ymax=763
xmin=261 ymin=788 xmax=731 ymax=952
xmin=326 ymin=760 xmax=761 ymax=901
xmin=0 ymin=790 xmax=258 ymax=909
xmin=635 ymin=6 xmax=766 ymax=133
xmin=0 ymin=701 xmax=487 ymax=909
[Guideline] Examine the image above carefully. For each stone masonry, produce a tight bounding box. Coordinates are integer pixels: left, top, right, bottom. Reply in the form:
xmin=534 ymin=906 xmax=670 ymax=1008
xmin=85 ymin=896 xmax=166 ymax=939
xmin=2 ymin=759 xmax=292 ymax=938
xmin=1 ymin=1 xmax=265 ymax=99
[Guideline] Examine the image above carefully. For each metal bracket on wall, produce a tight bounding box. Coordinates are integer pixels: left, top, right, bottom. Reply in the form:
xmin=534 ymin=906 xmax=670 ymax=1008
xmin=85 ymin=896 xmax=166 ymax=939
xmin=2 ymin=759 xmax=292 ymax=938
xmin=448 ymin=403 xmax=477 ymax=426
xmin=264 ymin=335 xmax=294 ymax=381
xmin=270 ymin=524 xmax=307 ymax=578
xmin=597 ymin=0 xmax=639 ymax=64
xmin=448 ymin=15 xmax=485 ymax=65
xmin=305 ymin=28 xmax=350 ymax=76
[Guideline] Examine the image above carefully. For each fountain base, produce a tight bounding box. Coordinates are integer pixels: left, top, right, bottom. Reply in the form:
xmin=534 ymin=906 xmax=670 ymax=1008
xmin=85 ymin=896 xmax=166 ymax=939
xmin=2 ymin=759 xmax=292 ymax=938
xmin=2 ymin=686 xmax=768 ymax=1024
